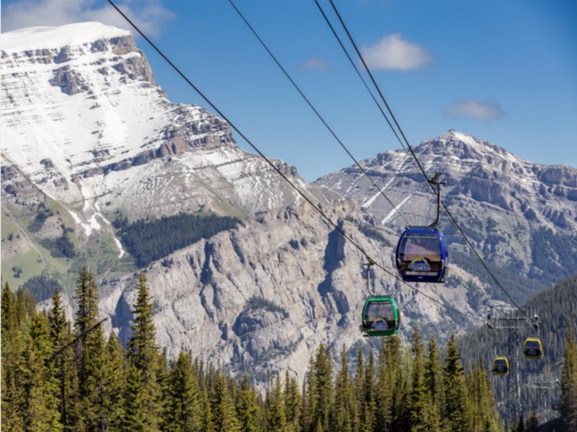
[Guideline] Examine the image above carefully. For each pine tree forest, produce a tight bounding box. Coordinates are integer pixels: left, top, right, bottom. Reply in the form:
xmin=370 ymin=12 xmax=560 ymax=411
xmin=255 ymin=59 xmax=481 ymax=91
xmin=2 ymin=269 xmax=577 ymax=432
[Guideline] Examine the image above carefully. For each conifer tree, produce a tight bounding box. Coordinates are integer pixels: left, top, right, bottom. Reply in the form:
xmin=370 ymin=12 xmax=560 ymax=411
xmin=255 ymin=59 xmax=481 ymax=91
xmin=301 ymin=355 xmax=318 ymax=432
xmin=201 ymin=386 xmax=215 ymax=432
xmin=72 ymin=267 xmax=99 ymax=358
xmin=212 ymin=372 xmax=241 ymax=432
xmin=313 ymin=343 xmax=333 ymax=432
xmin=128 ymin=273 xmax=159 ymax=370
xmin=123 ymin=364 xmax=151 ymax=432
xmin=48 ymin=286 xmax=76 ymax=431
xmin=362 ymin=350 xmax=376 ymax=432
xmin=469 ymin=361 xmax=501 ymax=432
xmin=124 ymin=273 xmax=162 ymax=432
xmin=1 ymin=283 xmax=25 ymax=432
xmin=300 ymin=377 xmax=309 ymax=432
xmin=283 ymin=371 xmax=301 ymax=432
xmin=165 ymin=351 xmax=201 ymax=432
xmin=74 ymin=267 xmax=100 ymax=350
xmin=157 ymin=347 xmax=170 ymax=428
xmin=375 ymin=339 xmax=391 ymax=432
xmin=408 ymin=327 xmax=441 ymax=432
xmin=97 ymin=334 xmax=126 ymax=431
xmin=386 ymin=337 xmax=408 ymax=431
xmin=466 ymin=364 xmax=477 ymax=427
xmin=1 ymin=283 xmax=18 ymax=363
xmin=334 ymin=346 xmax=354 ymax=432
xmin=267 ymin=373 xmax=287 ymax=432
xmin=408 ymin=327 xmax=426 ymax=429
xmin=443 ymin=332 xmax=471 ymax=432
xmin=237 ymin=375 xmax=260 ymax=432
xmin=561 ymin=323 xmax=577 ymax=431
xmin=354 ymin=346 xmax=366 ymax=430
xmin=72 ymin=267 xmax=106 ymax=431
xmin=1 ymin=369 xmax=24 ymax=432
xmin=264 ymin=371 xmax=272 ymax=430
xmin=425 ymin=336 xmax=444 ymax=417
xmin=19 ymin=313 xmax=63 ymax=432
xmin=1 ymin=285 xmax=39 ymax=432
xmin=15 ymin=287 xmax=36 ymax=326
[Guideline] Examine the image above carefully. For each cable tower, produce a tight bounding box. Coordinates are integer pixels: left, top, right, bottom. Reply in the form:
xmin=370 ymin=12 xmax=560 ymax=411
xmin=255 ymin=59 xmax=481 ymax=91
xmin=488 ymin=306 xmax=538 ymax=428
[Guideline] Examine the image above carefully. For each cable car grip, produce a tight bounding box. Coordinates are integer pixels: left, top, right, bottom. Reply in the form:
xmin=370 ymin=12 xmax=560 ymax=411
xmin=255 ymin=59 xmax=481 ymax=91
xmin=427 ymin=172 xmax=446 ymax=228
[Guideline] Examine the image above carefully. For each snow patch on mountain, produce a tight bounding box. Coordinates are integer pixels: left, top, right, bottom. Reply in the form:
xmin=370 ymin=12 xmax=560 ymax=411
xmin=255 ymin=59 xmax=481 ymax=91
xmin=2 ymin=22 xmax=322 ymax=225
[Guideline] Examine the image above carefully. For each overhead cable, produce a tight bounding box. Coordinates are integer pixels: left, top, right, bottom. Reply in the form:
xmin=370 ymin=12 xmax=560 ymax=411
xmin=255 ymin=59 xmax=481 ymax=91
xmin=323 ymin=0 xmax=528 ymax=318
xmin=227 ymin=0 xmax=408 ymax=226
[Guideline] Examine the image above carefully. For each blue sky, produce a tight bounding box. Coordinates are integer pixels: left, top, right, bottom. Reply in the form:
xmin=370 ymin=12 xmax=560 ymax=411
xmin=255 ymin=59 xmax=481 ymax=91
xmin=3 ymin=0 xmax=577 ymax=180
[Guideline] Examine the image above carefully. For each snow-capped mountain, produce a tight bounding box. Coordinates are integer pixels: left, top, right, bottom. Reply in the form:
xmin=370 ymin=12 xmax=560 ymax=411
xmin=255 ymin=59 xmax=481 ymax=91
xmin=3 ymin=23 xmax=576 ymax=383
xmin=316 ymin=129 xmax=577 ymax=285
xmin=1 ymin=22 xmax=324 ymax=227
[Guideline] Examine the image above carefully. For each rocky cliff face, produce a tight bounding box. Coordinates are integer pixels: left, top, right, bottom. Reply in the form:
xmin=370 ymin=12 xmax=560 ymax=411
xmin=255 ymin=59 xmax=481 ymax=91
xmin=97 ymin=201 xmax=484 ymax=383
xmin=316 ymin=130 xmax=577 ymax=285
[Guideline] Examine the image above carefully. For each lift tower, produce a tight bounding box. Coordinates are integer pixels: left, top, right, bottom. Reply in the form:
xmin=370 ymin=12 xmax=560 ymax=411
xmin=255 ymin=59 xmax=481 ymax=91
xmin=487 ymin=307 xmax=537 ymax=429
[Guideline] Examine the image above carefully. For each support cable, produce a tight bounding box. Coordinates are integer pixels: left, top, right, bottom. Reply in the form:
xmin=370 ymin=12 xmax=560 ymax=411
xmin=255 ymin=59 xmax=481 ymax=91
xmin=227 ymin=0 xmax=408 ymax=225
xmin=47 ymin=317 xmax=108 ymax=363
xmin=313 ymin=0 xmax=415 ymax=165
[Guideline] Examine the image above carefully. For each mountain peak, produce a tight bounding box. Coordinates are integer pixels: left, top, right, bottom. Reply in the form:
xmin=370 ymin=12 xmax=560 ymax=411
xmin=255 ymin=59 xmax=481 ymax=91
xmin=1 ymin=22 xmax=130 ymax=52
xmin=419 ymin=130 xmax=519 ymax=163
xmin=438 ymin=129 xmax=488 ymax=147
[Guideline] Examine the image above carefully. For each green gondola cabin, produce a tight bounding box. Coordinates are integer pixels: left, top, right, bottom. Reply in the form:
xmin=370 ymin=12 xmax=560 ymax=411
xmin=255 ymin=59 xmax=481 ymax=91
xmin=360 ymin=296 xmax=400 ymax=337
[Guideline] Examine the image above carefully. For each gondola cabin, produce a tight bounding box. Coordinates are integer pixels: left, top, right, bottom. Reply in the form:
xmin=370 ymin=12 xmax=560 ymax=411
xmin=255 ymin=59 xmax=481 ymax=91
xmin=395 ymin=227 xmax=448 ymax=283
xmin=551 ymin=397 xmax=561 ymax=411
xmin=523 ymin=338 xmax=543 ymax=359
xmin=361 ymin=296 xmax=400 ymax=337
xmin=492 ymin=357 xmax=509 ymax=376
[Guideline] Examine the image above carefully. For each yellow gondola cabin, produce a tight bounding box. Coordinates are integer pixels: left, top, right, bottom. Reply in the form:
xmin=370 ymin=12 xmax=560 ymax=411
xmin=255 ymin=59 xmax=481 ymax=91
xmin=492 ymin=357 xmax=509 ymax=375
xmin=523 ymin=338 xmax=543 ymax=359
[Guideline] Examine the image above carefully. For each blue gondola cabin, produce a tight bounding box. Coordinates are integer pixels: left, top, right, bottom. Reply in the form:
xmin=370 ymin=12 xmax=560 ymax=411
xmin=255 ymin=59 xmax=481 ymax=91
xmin=396 ymin=227 xmax=448 ymax=283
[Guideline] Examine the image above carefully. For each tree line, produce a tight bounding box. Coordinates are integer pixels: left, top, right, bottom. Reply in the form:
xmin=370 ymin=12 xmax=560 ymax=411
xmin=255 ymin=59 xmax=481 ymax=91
xmin=1 ymin=267 xmax=575 ymax=431
xmin=114 ymin=213 xmax=241 ymax=268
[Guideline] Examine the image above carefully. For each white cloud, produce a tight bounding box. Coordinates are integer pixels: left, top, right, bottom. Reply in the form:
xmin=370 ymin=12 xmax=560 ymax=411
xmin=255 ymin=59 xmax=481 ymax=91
xmin=446 ymin=100 xmax=506 ymax=121
xmin=300 ymin=58 xmax=329 ymax=72
xmin=360 ymin=34 xmax=431 ymax=71
xmin=1 ymin=0 xmax=175 ymax=37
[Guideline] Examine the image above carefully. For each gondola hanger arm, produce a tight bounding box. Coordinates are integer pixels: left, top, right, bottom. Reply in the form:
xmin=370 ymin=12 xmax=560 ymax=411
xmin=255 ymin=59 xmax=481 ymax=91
xmin=365 ymin=260 xmax=376 ymax=296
